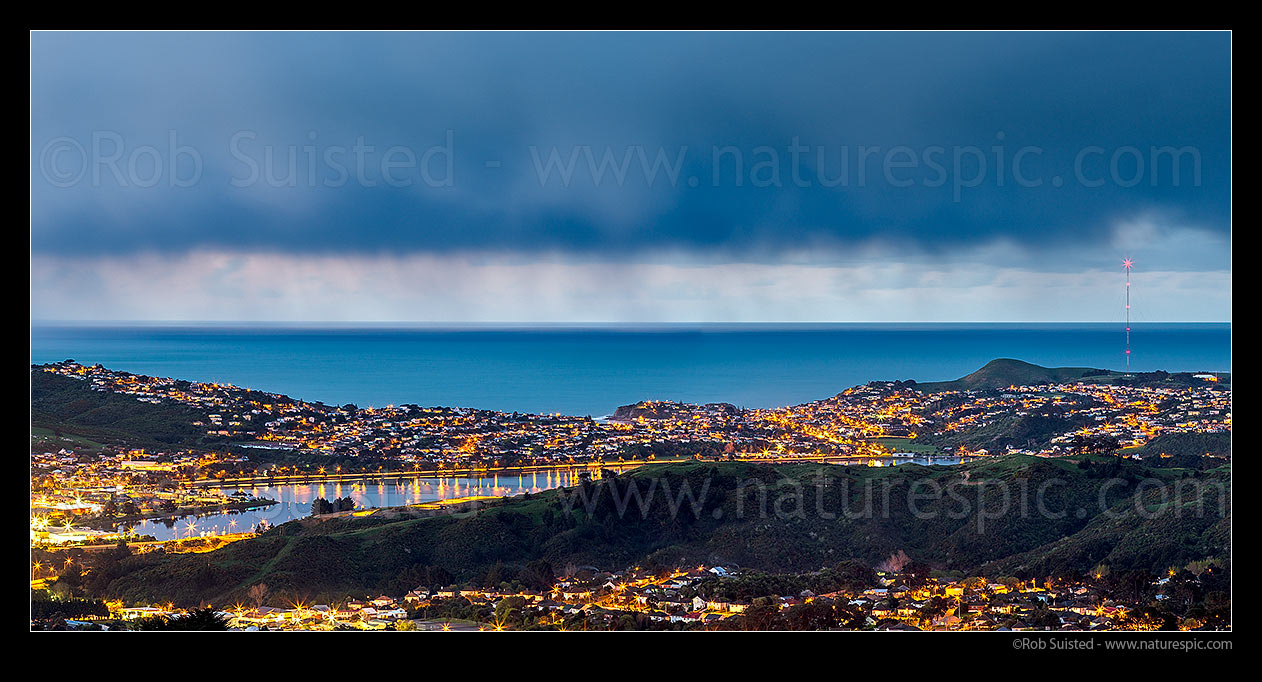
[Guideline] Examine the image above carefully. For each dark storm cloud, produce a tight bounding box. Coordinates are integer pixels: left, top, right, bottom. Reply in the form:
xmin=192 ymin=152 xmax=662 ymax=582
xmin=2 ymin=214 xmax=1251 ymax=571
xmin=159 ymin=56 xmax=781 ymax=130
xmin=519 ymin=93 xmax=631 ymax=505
xmin=31 ymin=31 xmax=1230 ymax=268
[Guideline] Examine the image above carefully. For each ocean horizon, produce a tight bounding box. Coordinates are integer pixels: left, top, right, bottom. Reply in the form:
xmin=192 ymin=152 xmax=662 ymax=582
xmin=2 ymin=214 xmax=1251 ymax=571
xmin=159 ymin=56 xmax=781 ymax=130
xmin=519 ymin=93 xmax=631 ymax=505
xmin=30 ymin=322 xmax=1230 ymax=417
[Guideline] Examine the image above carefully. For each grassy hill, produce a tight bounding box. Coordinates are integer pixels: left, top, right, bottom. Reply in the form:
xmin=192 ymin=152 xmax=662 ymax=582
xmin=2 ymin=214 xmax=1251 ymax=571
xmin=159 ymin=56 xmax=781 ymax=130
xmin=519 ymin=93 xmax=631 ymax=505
xmin=986 ymin=474 xmax=1230 ymax=576
xmin=30 ymin=369 xmax=213 ymax=449
xmin=912 ymin=358 xmax=1229 ymax=393
xmin=88 ymin=457 xmax=1229 ymax=606
xmin=919 ymin=411 xmax=1097 ymax=453
xmin=913 ymin=359 xmax=1114 ymax=393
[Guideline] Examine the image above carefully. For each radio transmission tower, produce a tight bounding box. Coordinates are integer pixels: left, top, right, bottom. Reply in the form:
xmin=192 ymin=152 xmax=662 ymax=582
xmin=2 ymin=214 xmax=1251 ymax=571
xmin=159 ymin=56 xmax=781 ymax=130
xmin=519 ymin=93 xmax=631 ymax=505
xmin=1123 ymin=258 xmax=1133 ymax=368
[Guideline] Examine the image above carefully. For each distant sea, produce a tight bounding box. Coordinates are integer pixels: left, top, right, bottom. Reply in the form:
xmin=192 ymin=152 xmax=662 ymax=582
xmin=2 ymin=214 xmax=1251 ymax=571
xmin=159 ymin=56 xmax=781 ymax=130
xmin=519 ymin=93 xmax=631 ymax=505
xmin=30 ymin=323 xmax=1230 ymax=417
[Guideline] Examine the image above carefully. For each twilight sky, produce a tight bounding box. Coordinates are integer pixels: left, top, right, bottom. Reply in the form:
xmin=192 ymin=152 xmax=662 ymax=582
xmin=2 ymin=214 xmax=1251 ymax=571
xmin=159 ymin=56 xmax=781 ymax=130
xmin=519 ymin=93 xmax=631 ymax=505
xmin=31 ymin=31 xmax=1231 ymax=322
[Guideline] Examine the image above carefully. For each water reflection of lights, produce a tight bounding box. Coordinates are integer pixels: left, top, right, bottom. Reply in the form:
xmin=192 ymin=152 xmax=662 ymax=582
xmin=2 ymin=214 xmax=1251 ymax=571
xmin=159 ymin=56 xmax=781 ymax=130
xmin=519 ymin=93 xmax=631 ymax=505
xmin=122 ymin=469 xmax=581 ymax=541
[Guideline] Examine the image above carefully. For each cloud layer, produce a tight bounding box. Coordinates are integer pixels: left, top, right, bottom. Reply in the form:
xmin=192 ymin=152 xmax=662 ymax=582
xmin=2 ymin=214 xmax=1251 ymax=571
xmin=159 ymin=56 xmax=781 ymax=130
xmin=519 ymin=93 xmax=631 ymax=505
xmin=30 ymin=31 xmax=1232 ymax=320
xmin=32 ymin=244 xmax=1230 ymax=323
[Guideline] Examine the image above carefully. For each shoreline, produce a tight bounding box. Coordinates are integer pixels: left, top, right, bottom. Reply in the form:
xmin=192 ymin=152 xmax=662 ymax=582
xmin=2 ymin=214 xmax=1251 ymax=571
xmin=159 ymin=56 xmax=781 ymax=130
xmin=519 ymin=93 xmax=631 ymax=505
xmin=83 ymin=498 xmax=278 ymax=530
xmin=189 ymin=461 xmax=659 ymax=488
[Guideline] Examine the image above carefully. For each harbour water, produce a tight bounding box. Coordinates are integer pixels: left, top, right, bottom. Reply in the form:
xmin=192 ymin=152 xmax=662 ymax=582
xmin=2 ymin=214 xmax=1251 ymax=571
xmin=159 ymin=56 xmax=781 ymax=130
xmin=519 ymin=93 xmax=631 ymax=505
xmin=119 ymin=455 xmax=972 ymax=541
xmin=120 ymin=470 xmax=586 ymax=541
xmin=30 ymin=323 xmax=1231 ymax=417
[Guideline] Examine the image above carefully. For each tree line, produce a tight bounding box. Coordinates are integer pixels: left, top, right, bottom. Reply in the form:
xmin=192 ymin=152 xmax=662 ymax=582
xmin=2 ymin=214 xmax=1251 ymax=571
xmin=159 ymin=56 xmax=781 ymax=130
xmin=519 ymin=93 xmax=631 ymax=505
xmin=311 ymin=496 xmax=356 ymax=515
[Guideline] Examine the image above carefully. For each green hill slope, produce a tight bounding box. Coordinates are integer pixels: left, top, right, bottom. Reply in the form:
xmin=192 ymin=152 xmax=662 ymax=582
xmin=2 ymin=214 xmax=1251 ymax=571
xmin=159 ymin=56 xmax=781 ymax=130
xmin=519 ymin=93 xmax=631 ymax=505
xmin=985 ymin=475 xmax=1230 ymax=576
xmin=911 ymin=358 xmax=1228 ymax=393
xmin=913 ymin=359 xmax=1111 ymax=393
xmin=30 ymin=369 xmax=213 ymax=449
xmin=89 ymin=457 xmax=1228 ymax=606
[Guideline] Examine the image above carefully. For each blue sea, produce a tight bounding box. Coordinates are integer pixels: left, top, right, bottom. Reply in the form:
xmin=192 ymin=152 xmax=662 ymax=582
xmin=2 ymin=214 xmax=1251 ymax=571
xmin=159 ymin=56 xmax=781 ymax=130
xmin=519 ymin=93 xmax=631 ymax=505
xmin=30 ymin=323 xmax=1230 ymax=417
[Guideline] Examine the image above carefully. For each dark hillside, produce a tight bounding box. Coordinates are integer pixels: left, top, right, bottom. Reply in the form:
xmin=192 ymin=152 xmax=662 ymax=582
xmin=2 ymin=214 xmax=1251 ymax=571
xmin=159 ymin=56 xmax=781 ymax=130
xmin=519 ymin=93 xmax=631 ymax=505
xmin=92 ymin=457 xmax=1228 ymax=606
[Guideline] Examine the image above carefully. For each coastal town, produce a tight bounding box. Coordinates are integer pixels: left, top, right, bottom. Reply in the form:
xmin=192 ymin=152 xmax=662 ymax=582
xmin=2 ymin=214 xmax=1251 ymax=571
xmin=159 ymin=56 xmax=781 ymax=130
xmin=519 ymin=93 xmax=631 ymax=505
xmin=31 ymin=447 xmax=275 ymax=546
xmin=35 ymin=360 xmax=1230 ymax=471
xmin=31 ymin=360 xmax=1230 ymax=547
xmin=36 ymin=560 xmax=1230 ymax=632
xmin=31 ymin=360 xmax=1231 ymax=631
